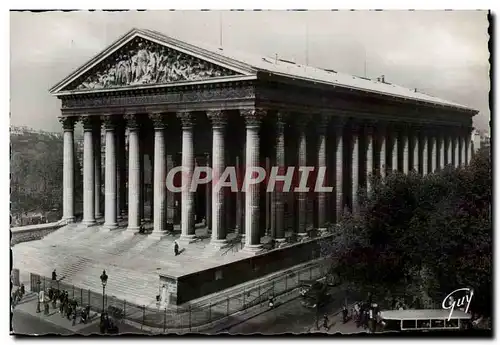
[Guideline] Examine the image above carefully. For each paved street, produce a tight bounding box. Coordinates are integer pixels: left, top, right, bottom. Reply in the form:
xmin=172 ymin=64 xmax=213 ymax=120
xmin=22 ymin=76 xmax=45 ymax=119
xmin=221 ymin=287 xmax=355 ymax=335
xmin=12 ymin=310 xmax=73 ymax=336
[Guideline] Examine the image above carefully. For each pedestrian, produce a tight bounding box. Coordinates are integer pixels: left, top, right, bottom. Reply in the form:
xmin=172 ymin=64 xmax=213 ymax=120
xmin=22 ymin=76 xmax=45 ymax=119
xmin=268 ymin=296 xmax=274 ymax=309
xmin=354 ymin=303 xmax=361 ymax=327
xmin=72 ymin=309 xmax=77 ymax=326
xmin=342 ymin=305 xmax=348 ymax=324
xmin=323 ymin=314 xmax=330 ymax=331
xmin=20 ymin=283 xmax=25 ymax=297
xmin=174 ymin=241 xmax=179 ymax=256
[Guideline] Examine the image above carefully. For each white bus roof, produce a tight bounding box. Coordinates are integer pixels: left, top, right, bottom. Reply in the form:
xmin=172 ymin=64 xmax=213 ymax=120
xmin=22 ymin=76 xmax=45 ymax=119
xmin=380 ymin=309 xmax=472 ymax=321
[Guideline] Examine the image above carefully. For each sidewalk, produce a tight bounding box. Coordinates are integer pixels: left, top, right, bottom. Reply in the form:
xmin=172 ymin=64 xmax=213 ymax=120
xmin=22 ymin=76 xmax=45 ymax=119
xmin=13 ymin=292 xmax=101 ymax=333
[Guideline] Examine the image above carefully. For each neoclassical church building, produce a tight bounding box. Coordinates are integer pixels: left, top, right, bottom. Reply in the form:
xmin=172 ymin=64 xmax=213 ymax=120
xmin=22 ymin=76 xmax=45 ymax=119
xmin=14 ymin=28 xmax=477 ymax=306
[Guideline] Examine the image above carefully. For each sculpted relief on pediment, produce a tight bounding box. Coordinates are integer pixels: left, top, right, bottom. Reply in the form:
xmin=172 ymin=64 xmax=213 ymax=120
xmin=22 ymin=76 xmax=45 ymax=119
xmin=66 ymin=37 xmax=239 ymax=91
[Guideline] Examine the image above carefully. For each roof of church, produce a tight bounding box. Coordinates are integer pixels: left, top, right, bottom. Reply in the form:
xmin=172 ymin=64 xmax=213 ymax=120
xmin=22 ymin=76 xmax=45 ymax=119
xmin=142 ymin=29 xmax=475 ymax=112
xmin=52 ymin=28 xmax=477 ymax=113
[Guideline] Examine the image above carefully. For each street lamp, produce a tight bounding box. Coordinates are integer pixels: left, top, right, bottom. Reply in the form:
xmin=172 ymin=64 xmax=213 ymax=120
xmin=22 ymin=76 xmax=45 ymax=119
xmin=36 ymin=280 xmax=41 ymax=313
xmin=100 ymin=270 xmax=108 ymax=313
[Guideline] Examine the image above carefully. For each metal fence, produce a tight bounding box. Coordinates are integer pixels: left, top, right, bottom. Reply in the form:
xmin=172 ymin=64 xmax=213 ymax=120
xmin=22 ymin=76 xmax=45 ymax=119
xmin=24 ymin=262 xmax=327 ymax=332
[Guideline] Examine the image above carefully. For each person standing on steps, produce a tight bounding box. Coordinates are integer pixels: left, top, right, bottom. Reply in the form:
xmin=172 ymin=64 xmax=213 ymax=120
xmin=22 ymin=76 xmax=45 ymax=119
xmin=174 ymin=241 xmax=179 ymax=256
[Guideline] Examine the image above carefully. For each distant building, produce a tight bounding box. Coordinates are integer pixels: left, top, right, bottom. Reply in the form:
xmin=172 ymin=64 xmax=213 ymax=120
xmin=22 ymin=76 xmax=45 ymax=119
xmin=473 ymin=129 xmax=490 ymax=152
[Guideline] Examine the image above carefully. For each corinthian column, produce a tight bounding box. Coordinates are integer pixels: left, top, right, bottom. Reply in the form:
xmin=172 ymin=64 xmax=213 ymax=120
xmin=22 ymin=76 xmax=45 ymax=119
xmin=150 ymin=113 xmax=167 ymax=236
xmin=59 ymin=116 xmax=76 ymax=223
xmin=274 ymin=112 xmax=286 ymax=243
xmin=166 ymin=153 xmax=175 ymax=231
xmin=207 ymin=110 xmax=227 ymax=247
xmin=421 ymin=132 xmax=428 ymax=176
xmin=411 ymin=130 xmax=419 ymax=172
xmin=316 ymin=114 xmax=328 ymax=235
xmin=365 ymin=124 xmax=374 ymax=193
xmin=351 ymin=124 xmax=360 ymax=215
xmin=242 ymin=108 xmax=265 ymax=252
xmin=439 ymin=133 xmax=445 ymax=170
xmin=102 ymin=116 xmax=118 ymax=229
xmin=378 ymin=125 xmax=387 ymax=180
xmin=460 ymin=133 xmax=466 ymax=166
xmin=446 ymin=134 xmax=452 ymax=167
xmin=401 ymin=128 xmax=409 ymax=174
xmin=453 ymin=135 xmax=459 ymax=168
xmin=81 ymin=117 xmax=96 ymax=226
xmin=435 ymin=133 xmax=441 ymax=171
xmin=93 ymin=121 xmax=102 ymax=219
xmin=125 ymin=114 xmax=140 ymax=232
xmin=115 ymin=120 xmax=126 ymax=219
xmin=333 ymin=120 xmax=344 ymax=222
xmin=429 ymin=133 xmax=436 ymax=173
xmin=177 ymin=111 xmax=196 ymax=242
xmin=296 ymin=115 xmax=309 ymax=241
xmin=391 ymin=128 xmax=398 ymax=173
xmin=465 ymin=130 xmax=472 ymax=165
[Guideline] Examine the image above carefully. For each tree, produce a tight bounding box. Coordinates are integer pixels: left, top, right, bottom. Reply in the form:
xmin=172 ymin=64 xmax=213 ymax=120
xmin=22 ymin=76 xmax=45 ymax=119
xmin=330 ymin=148 xmax=492 ymax=315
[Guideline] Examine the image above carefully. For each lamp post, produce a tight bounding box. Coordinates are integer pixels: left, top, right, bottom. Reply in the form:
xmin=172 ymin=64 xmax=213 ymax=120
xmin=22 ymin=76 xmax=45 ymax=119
xmin=100 ymin=270 xmax=108 ymax=313
xmin=36 ymin=280 xmax=41 ymax=313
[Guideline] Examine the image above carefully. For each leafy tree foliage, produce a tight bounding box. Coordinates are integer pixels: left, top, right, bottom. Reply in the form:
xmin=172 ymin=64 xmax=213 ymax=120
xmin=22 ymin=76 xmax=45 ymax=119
xmin=10 ymin=130 xmax=83 ymax=223
xmin=330 ymin=147 xmax=492 ymax=316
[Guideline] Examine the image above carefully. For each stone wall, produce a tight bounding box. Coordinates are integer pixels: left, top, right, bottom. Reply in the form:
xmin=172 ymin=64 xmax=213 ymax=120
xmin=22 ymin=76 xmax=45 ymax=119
xmin=10 ymin=221 xmax=64 ymax=246
xmin=170 ymin=235 xmax=331 ymax=305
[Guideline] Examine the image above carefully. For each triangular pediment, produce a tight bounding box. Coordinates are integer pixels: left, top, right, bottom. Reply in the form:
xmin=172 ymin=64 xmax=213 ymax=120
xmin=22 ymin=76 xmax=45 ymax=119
xmin=52 ymin=29 xmax=255 ymax=94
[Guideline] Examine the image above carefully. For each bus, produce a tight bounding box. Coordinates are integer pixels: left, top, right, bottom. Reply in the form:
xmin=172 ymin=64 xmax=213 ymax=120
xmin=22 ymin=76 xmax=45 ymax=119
xmin=379 ymin=309 xmax=472 ymax=332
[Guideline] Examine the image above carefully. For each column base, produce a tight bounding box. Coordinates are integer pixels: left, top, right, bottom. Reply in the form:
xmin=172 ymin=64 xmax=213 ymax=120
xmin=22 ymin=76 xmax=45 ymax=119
xmin=62 ymin=217 xmax=75 ymax=224
xmin=149 ymin=231 xmax=165 ymax=239
xmin=95 ymin=213 xmax=103 ymax=219
xmin=125 ymin=226 xmax=140 ymax=234
xmin=178 ymin=234 xmax=196 ymax=244
xmin=241 ymin=244 xmax=262 ymax=254
xmin=210 ymin=239 xmax=227 ymax=249
xmin=81 ymin=219 xmax=96 ymax=227
xmin=274 ymin=238 xmax=287 ymax=248
xmin=297 ymin=232 xmax=309 ymax=242
xmin=103 ymin=222 xmax=118 ymax=230
xmin=317 ymin=228 xmax=329 ymax=237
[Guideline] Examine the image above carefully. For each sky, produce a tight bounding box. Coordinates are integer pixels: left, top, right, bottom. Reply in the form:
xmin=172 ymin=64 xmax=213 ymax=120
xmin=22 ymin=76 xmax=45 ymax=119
xmin=9 ymin=10 xmax=490 ymax=132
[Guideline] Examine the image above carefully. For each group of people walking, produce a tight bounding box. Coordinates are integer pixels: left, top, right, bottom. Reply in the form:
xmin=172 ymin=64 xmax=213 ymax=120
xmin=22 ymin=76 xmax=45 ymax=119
xmin=353 ymin=301 xmax=381 ymax=333
xmin=11 ymin=283 xmax=25 ymax=309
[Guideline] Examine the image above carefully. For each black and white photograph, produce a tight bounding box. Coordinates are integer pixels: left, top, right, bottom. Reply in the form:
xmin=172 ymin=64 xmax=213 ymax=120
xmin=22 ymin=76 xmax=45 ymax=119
xmin=8 ymin=9 xmax=492 ymax=336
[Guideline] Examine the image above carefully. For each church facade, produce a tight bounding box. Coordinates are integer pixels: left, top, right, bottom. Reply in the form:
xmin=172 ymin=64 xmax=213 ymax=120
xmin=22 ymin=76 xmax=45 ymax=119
xmin=43 ymin=28 xmax=477 ymax=303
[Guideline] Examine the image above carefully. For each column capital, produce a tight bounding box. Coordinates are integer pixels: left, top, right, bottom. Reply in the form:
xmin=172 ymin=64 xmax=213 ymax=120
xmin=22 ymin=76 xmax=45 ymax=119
xmin=240 ymin=108 xmax=266 ymax=127
xmin=207 ymin=110 xmax=227 ymax=128
xmin=124 ymin=114 xmax=140 ymax=130
xmin=331 ymin=117 xmax=346 ymax=134
xmin=149 ymin=113 xmax=167 ymax=129
xmin=315 ymin=113 xmax=329 ymax=134
xmin=295 ymin=113 xmax=311 ymax=131
xmin=59 ymin=116 xmax=76 ymax=131
xmin=364 ymin=121 xmax=378 ymax=136
xmin=100 ymin=115 xmax=117 ymax=130
xmin=80 ymin=116 xmax=96 ymax=131
xmin=177 ymin=111 xmax=195 ymax=129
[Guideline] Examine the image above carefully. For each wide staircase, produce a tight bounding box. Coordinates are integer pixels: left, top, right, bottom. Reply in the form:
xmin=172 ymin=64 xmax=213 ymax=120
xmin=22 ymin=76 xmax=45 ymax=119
xmin=12 ymin=221 xmax=258 ymax=307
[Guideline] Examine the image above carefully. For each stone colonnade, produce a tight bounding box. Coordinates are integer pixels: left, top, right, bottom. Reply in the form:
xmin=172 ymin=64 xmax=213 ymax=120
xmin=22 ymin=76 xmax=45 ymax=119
xmin=59 ymin=110 xmax=473 ymax=251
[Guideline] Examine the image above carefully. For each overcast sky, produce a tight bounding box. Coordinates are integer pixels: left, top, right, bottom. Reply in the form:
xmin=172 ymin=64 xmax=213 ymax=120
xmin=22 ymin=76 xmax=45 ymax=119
xmin=10 ymin=10 xmax=490 ymax=132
